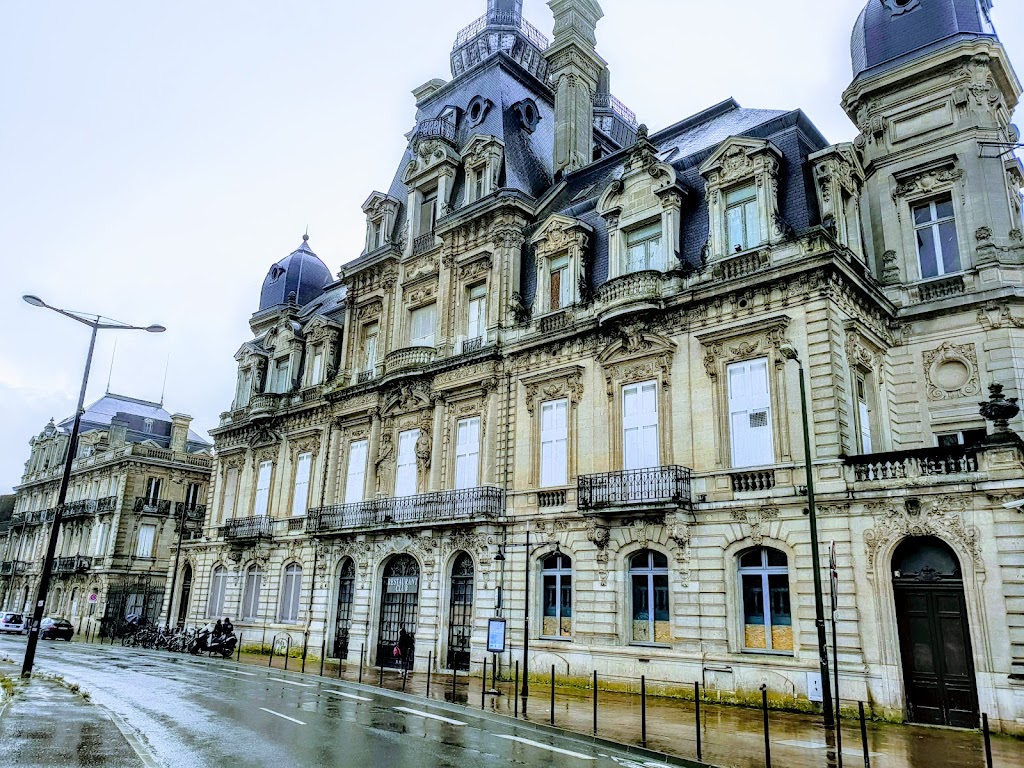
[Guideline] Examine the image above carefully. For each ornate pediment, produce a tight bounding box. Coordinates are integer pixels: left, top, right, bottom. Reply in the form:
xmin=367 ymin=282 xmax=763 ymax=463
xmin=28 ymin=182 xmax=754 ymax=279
xmin=382 ymin=381 xmax=435 ymax=416
xmin=362 ymin=191 xmax=401 ymax=219
xmin=249 ymin=426 xmax=281 ymax=449
xmin=597 ymin=321 xmax=677 ymax=368
xmin=531 ymin=214 xmax=592 ymax=256
xmin=520 ymin=365 xmax=585 ymax=416
xmin=699 ymin=136 xmax=782 ymax=184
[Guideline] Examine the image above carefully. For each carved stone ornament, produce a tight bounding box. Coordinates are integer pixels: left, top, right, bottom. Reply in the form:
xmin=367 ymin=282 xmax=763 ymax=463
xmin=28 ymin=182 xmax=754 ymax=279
xmin=923 ymin=342 xmax=980 ymax=401
xmin=585 ymin=518 xmax=611 ymax=587
xmin=522 ymin=366 xmax=585 ymax=416
xmin=893 ymin=166 xmax=964 ymax=200
xmin=977 ymin=302 xmax=1024 ymax=331
xmin=249 ymin=427 xmax=281 ymax=449
xmin=730 ymin=505 xmax=779 ymax=546
xmin=863 ymin=495 xmax=980 ymax=571
xmin=979 ymin=382 xmax=1021 ymax=434
xmin=665 ymin=512 xmax=692 ymax=586
xmin=699 ymin=316 xmax=790 ymax=380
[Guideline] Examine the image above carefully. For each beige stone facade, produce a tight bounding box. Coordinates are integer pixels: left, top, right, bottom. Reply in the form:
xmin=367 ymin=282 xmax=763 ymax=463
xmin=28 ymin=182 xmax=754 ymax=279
xmin=179 ymin=0 xmax=1024 ymax=733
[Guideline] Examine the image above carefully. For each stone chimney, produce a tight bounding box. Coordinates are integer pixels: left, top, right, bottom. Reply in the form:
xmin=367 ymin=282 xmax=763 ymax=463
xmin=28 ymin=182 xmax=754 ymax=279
xmin=544 ymin=0 xmax=605 ymax=177
xmin=170 ymin=414 xmax=192 ymax=453
xmin=109 ymin=414 xmax=130 ymax=449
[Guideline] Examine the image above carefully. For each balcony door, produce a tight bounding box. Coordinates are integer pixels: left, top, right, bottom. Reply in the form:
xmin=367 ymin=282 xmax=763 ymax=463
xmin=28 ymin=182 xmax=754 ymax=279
xmin=622 ymin=381 xmax=659 ymax=471
xmin=333 ymin=558 xmax=355 ymax=660
xmin=376 ymin=555 xmax=419 ymax=668
xmin=176 ymin=564 xmax=192 ymax=627
xmin=395 ymin=430 xmax=419 ymax=497
xmin=446 ymin=553 xmax=474 ymax=671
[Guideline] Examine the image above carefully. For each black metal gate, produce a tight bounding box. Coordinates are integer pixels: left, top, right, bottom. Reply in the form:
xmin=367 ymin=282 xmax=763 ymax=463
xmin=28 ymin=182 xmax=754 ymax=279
xmin=446 ymin=553 xmax=474 ymax=670
xmin=376 ymin=555 xmax=419 ymax=668
xmin=102 ymin=576 xmax=164 ymax=638
xmin=333 ymin=558 xmax=355 ymax=659
xmin=176 ymin=564 xmax=193 ymax=628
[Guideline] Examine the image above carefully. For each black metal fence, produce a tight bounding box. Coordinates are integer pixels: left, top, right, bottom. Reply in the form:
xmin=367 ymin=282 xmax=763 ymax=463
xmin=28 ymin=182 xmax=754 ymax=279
xmin=220 ymin=516 xmax=275 ymax=541
xmin=578 ymin=465 xmax=692 ymax=510
xmin=307 ymin=486 xmax=504 ymax=534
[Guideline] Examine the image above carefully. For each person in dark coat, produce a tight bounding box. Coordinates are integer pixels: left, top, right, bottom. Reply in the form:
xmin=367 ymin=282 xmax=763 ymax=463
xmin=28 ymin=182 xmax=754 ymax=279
xmin=397 ymin=628 xmax=414 ymax=668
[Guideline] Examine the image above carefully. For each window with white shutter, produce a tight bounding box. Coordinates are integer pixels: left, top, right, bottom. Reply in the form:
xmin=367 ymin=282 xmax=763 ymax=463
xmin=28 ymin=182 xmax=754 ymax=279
xmin=549 ymin=255 xmax=570 ymax=311
xmin=622 ymin=381 xmax=660 ymax=470
xmin=311 ymin=349 xmax=324 ymax=385
xmin=94 ymin=522 xmax=110 ymax=557
xmin=856 ymin=374 xmax=873 ymax=454
xmin=222 ymin=467 xmax=239 ymax=521
xmin=136 ymin=524 xmax=156 ymax=558
xmin=345 ymin=441 xmax=368 ymax=504
xmin=278 ymin=564 xmax=303 ymax=623
xmin=540 ymin=399 xmax=568 ymax=487
xmin=410 ymin=304 xmax=436 ymax=348
xmin=395 ymin=430 xmax=420 ymax=497
xmin=467 ymin=284 xmax=486 ymax=342
xmin=291 ymin=452 xmax=312 ymax=516
xmin=363 ymin=323 xmax=379 ymax=373
xmin=726 ymin=185 xmax=760 ymax=252
xmin=728 ymin=358 xmax=774 ymax=467
xmin=254 ymin=460 xmax=273 ymax=516
xmin=274 ymin=359 xmax=291 ymax=393
xmin=454 ymin=417 xmax=481 ymax=490
xmin=208 ymin=566 xmax=227 ymax=617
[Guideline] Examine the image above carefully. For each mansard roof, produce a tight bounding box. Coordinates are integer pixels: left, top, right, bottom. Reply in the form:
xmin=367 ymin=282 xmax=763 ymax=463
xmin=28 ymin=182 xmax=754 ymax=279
xmin=56 ymin=393 xmax=211 ymax=450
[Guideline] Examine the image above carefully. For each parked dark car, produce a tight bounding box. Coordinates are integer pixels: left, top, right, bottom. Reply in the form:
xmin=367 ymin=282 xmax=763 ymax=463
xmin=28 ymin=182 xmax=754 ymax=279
xmin=40 ymin=617 xmax=74 ymax=641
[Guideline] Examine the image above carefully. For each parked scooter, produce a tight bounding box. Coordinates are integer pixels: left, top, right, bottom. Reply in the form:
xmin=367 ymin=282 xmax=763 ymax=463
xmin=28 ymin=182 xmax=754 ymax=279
xmin=189 ymin=622 xmax=238 ymax=658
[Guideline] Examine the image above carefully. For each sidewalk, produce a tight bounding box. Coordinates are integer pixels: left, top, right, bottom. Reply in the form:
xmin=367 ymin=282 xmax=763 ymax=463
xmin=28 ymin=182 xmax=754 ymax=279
xmin=226 ymin=644 xmax=1022 ymax=768
xmin=0 ymin=674 xmax=143 ymax=767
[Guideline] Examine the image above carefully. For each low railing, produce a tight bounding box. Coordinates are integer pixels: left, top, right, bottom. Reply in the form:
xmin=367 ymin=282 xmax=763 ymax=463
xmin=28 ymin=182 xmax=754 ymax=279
xmin=538 ymin=489 xmax=567 ymax=508
xmin=731 ymin=469 xmax=776 ymax=493
xmin=53 ymin=556 xmax=93 ymax=574
xmin=134 ymin=497 xmax=172 ymax=515
xmin=220 ymin=516 xmax=275 ymax=541
xmin=249 ymin=393 xmax=284 ymax=415
xmin=185 ymin=453 xmax=213 ymax=468
xmin=539 ymin=311 xmax=571 ymax=334
xmin=20 ymin=508 xmax=56 ymax=526
xmin=454 ymin=11 xmax=549 ymax=50
xmin=413 ymin=118 xmax=456 ymax=146
xmin=287 ymin=517 xmax=306 ymax=533
xmin=357 ymin=369 xmax=376 ymax=384
xmin=578 ymin=466 xmax=692 ymax=511
xmin=594 ymin=92 xmax=638 ymax=127
xmin=844 ymin=446 xmax=978 ymax=482
xmin=173 ymin=503 xmax=207 ymax=522
xmin=307 ymin=486 xmax=504 ymax=534
xmin=462 ymin=337 xmax=485 ymax=354
xmin=0 ymin=561 xmax=28 ymax=576
xmin=384 ymin=346 xmax=436 ymax=375
xmin=413 ymin=231 xmax=438 ymax=254
xmin=595 ymin=270 xmax=663 ymax=310
xmin=712 ymin=250 xmax=769 ymax=281
xmin=918 ymin=274 xmax=966 ymax=303
xmin=299 ymin=386 xmax=323 ymax=403
xmin=60 ymin=499 xmax=98 ymax=520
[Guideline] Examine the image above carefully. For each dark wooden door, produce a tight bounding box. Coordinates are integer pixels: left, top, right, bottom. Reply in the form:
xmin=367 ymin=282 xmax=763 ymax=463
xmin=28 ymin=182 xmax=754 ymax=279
xmin=895 ymin=583 xmax=978 ymax=728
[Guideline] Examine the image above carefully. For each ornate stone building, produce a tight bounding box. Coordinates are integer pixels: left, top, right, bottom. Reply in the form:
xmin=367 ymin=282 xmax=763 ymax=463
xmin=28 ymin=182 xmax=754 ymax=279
xmin=0 ymin=394 xmax=212 ymax=635
xmin=180 ymin=0 xmax=1024 ymax=732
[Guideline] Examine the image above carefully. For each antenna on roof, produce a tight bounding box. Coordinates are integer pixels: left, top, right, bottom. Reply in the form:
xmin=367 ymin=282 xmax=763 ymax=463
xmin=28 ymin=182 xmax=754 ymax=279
xmin=105 ymin=340 xmax=118 ymax=394
xmin=160 ymin=354 xmax=170 ymax=406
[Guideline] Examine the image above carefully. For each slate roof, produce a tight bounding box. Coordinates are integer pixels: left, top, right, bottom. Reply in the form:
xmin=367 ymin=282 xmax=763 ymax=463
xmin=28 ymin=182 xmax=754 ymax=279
xmin=57 ymin=393 xmax=211 ymax=451
xmin=258 ymin=236 xmax=333 ymax=312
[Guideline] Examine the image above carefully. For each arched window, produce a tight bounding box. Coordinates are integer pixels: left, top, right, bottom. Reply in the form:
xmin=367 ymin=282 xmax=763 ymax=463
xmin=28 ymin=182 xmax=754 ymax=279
xmin=739 ymin=547 xmax=792 ymax=653
xmin=207 ymin=566 xmax=227 ymax=618
xmin=541 ymin=552 xmax=572 ymax=638
xmin=334 ymin=559 xmax=356 ymax=659
xmin=241 ymin=565 xmax=264 ymax=622
xmin=629 ymin=550 xmax=669 ymax=643
xmin=278 ymin=564 xmax=303 ymax=623
xmin=447 ymin=553 xmax=474 ymax=670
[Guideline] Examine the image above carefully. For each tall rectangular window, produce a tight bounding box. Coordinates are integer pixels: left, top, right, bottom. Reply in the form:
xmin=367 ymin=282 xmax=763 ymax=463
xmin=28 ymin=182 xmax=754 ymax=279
xmin=454 ymin=417 xmax=481 ymax=490
xmin=291 ymin=452 xmax=312 ymax=516
xmin=540 ymin=399 xmax=569 ymax=487
xmin=254 ymin=460 xmax=273 ymax=516
xmin=624 ymin=221 xmax=662 ymax=273
xmin=913 ymin=196 xmax=960 ymax=278
xmin=410 ymin=304 xmax=436 ymax=348
xmin=222 ymin=467 xmax=239 ymax=521
xmin=345 ymin=440 xmax=369 ymax=505
xmin=395 ymin=429 xmax=420 ymax=497
xmin=145 ymin=478 xmax=162 ymax=503
xmin=135 ymin=524 xmax=156 ymax=558
xmin=472 ymin=167 xmax=486 ymax=202
xmin=278 ymin=564 xmax=303 ymax=623
xmin=726 ymin=185 xmax=760 ymax=252
xmin=363 ymin=323 xmax=379 ymax=373
xmin=855 ymin=373 xmax=873 ymax=454
xmin=236 ymin=369 xmax=253 ymax=408
xmin=371 ymin=220 xmax=383 ymax=250
xmin=185 ymin=482 xmax=201 ymax=508
xmin=467 ymin=284 xmax=486 ymax=342
xmin=274 ymin=359 xmax=291 ymax=393
xmin=419 ymin=188 xmax=438 ymax=236
xmin=549 ymin=254 xmax=569 ymax=311
xmin=728 ymin=358 xmax=774 ymax=467
xmin=94 ymin=522 xmax=110 ymax=557
xmin=622 ymin=382 xmax=659 ymax=470
xmin=242 ymin=567 xmax=263 ymax=622
xmin=311 ymin=349 xmax=324 ymax=385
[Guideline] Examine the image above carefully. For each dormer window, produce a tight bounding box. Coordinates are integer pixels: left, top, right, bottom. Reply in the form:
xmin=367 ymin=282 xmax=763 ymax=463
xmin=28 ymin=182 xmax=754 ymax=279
xmin=310 ymin=348 xmax=324 ymax=386
xmin=273 ymin=358 xmax=291 ymax=393
xmin=363 ymin=322 xmax=379 ymax=374
xmin=236 ymin=368 xmax=253 ymax=408
xmin=532 ymin=215 xmax=591 ymax=317
xmin=361 ymin=192 xmax=401 ymax=255
xmin=913 ymin=196 xmax=960 ymax=278
xmin=624 ymin=221 xmax=662 ymax=272
xmin=419 ymin=187 xmax=438 ymax=237
xmin=549 ymin=255 xmax=570 ymax=311
xmin=726 ymin=185 xmax=760 ymax=253
xmin=461 ymin=135 xmax=504 ymax=208
xmin=472 ymin=168 xmax=486 ymax=202
xmin=371 ymin=220 xmax=384 ymax=250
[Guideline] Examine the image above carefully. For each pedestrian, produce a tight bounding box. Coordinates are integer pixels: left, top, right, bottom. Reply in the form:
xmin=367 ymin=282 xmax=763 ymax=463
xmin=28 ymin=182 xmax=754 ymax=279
xmin=213 ymin=619 xmax=223 ymax=639
xmin=398 ymin=627 xmax=414 ymax=669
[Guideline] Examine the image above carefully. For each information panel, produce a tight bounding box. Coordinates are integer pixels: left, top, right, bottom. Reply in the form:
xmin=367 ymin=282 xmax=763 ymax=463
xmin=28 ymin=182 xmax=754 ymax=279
xmin=486 ymin=618 xmax=506 ymax=654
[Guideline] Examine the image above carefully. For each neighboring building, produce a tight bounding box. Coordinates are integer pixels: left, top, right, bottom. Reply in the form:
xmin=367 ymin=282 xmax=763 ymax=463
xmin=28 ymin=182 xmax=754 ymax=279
xmin=0 ymin=394 xmax=212 ymax=635
xmin=181 ymin=0 xmax=1024 ymax=733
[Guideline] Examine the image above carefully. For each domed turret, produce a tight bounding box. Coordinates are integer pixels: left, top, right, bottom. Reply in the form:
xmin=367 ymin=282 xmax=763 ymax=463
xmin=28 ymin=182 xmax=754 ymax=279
xmin=258 ymin=235 xmax=332 ymax=312
xmin=851 ymin=0 xmax=996 ymax=79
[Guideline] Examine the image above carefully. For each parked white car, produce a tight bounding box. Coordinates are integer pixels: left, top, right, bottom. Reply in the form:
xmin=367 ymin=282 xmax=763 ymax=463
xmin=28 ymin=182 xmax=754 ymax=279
xmin=0 ymin=612 xmax=27 ymax=634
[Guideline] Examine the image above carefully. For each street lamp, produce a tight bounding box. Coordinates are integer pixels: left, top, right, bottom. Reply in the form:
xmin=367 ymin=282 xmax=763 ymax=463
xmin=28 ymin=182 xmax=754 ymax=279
xmin=494 ymin=522 xmax=560 ymax=712
xmin=779 ymin=343 xmax=835 ymax=731
xmin=20 ymin=295 xmax=164 ymax=678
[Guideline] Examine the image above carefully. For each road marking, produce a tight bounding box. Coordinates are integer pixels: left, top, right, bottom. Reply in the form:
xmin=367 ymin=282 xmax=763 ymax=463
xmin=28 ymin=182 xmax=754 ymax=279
xmin=259 ymin=707 xmax=306 ymax=725
xmin=323 ymin=689 xmax=372 ymax=702
xmin=495 ymin=735 xmax=596 ymax=760
xmin=229 ymin=670 xmax=257 ymax=676
xmin=392 ymin=706 xmax=466 ymax=726
xmin=776 ymin=740 xmax=883 ymax=758
xmin=267 ymin=677 xmax=313 ymax=687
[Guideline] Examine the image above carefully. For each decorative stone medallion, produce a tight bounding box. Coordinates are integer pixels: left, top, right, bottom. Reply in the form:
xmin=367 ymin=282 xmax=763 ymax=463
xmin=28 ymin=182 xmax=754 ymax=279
xmin=923 ymin=342 xmax=980 ymax=401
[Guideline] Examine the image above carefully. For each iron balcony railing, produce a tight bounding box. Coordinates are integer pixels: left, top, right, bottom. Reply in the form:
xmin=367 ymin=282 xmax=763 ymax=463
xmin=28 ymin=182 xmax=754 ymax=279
xmin=307 ymin=486 xmax=504 ymax=534
xmin=412 ymin=118 xmax=456 ymax=146
xmin=19 ymin=508 xmax=57 ymax=526
xmin=53 ymin=556 xmax=93 ymax=574
xmin=0 ymin=561 xmax=28 ymax=576
xmin=134 ymin=497 xmax=172 ymax=515
xmin=453 ymin=11 xmax=549 ymax=50
xmin=578 ymin=466 xmax=692 ymax=511
xmin=594 ymin=92 xmax=639 ymax=128
xmin=462 ymin=336 xmax=485 ymax=354
xmin=413 ymin=231 xmax=438 ymax=254
xmin=174 ymin=503 xmax=207 ymax=521
xmin=220 ymin=516 xmax=275 ymax=541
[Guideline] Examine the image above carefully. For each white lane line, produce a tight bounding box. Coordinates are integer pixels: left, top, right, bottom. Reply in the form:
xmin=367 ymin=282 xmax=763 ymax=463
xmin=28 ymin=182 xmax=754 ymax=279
xmin=495 ymin=735 xmax=596 ymax=760
xmin=322 ymin=690 xmax=373 ymax=702
xmin=392 ymin=706 xmax=466 ymax=726
xmin=259 ymin=707 xmax=307 ymax=725
xmin=266 ymin=677 xmax=313 ymax=687
xmin=229 ymin=670 xmax=257 ymax=676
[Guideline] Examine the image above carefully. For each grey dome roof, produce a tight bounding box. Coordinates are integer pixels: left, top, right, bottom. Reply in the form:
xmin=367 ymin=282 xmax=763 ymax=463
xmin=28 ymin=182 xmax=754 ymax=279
xmin=852 ymin=0 xmax=996 ymax=78
xmin=258 ymin=236 xmax=333 ymax=312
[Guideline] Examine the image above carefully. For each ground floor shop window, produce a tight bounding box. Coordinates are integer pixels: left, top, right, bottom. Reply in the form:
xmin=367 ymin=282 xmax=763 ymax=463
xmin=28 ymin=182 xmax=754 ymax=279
xmin=739 ymin=546 xmax=793 ymax=652
xmin=542 ymin=552 xmax=572 ymax=638
xmin=630 ymin=550 xmax=669 ymax=643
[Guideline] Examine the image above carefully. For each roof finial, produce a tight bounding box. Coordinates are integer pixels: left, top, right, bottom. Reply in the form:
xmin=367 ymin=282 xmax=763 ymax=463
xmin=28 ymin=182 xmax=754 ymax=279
xmin=303 ymin=225 xmax=309 ymax=243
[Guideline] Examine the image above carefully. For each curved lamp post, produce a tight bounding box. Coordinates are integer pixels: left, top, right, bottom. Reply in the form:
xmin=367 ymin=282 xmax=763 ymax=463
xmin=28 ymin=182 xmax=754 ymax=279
xmin=20 ymin=295 xmax=164 ymax=678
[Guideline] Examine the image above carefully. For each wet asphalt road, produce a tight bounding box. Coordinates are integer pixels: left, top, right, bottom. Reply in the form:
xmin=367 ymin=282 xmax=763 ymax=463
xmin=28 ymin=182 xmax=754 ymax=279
xmin=0 ymin=636 xmax=673 ymax=768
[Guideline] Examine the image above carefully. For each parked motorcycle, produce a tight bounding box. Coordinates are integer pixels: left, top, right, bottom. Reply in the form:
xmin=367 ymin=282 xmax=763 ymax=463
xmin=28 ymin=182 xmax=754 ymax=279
xmin=189 ymin=623 xmax=238 ymax=658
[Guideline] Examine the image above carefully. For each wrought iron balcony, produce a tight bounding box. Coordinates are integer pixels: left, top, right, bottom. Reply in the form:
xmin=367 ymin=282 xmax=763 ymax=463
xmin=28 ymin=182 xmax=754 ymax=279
xmin=462 ymin=336 xmax=485 ymax=355
xmin=53 ymin=556 xmax=92 ymax=574
xmin=307 ymin=486 xmax=504 ymax=535
xmin=453 ymin=10 xmax=549 ymax=50
xmin=220 ymin=516 xmax=275 ymax=541
xmin=844 ymin=445 xmax=978 ymax=483
xmin=173 ymin=503 xmax=207 ymax=522
xmin=0 ymin=561 xmax=28 ymax=576
xmin=357 ymin=369 xmax=376 ymax=384
xmin=578 ymin=466 xmax=692 ymax=512
xmin=20 ymin=508 xmax=56 ymax=526
xmin=412 ymin=118 xmax=456 ymax=146
xmin=61 ymin=495 xmax=117 ymax=520
xmin=413 ymin=231 xmax=439 ymax=254
xmin=134 ymin=497 xmax=172 ymax=515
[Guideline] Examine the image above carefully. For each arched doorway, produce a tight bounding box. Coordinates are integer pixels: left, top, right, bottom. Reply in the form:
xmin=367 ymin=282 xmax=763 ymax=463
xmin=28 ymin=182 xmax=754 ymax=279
xmin=893 ymin=537 xmax=978 ymax=728
xmin=376 ymin=555 xmax=419 ymax=668
xmin=446 ymin=553 xmax=474 ymax=670
xmin=333 ymin=558 xmax=355 ymax=659
xmin=176 ymin=564 xmax=193 ymax=627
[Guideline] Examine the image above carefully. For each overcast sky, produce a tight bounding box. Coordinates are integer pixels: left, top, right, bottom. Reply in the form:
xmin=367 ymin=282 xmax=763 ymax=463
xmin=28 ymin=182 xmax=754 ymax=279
xmin=2 ymin=0 xmax=1022 ymax=494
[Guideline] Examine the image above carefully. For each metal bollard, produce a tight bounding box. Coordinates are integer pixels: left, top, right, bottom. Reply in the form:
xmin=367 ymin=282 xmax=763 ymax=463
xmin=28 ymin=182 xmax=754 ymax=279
xmin=491 ymin=653 xmax=497 ymax=691
xmin=402 ymin=656 xmax=409 ymax=692
xmin=451 ymin=663 xmax=458 ymax=703
xmin=268 ymin=639 xmax=275 ymax=668
xmin=283 ymin=637 xmax=291 ymax=671
xmin=379 ymin=663 xmax=384 ymax=688
xmin=319 ymin=638 xmax=326 ymax=676
xmin=761 ymin=684 xmax=771 ymax=768
xmin=983 ymin=713 xmax=994 ymax=768
xmin=640 ymin=675 xmax=647 ymax=748
xmin=550 ymin=665 xmax=555 ymax=726
xmin=482 ymin=658 xmax=487 ymax=709
xmin=301 ymin=634 xmax=308 ymax=674
xmin=514 ymin=661 xmax=519 ymax=718
xmin=358 ymin=645 xmax=364 ymax=684
xmin=426 ymin=652 xmax=432 ymax=697
xmin=237 ymin=633 xmax=242 ymax=663
xmin=695 ymin=681 xmax=703 ymax=762
xmin=593 ymin=671 xmax=598 ymax=735
xmin=858 ymin=701 xmax=870 ymax=768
